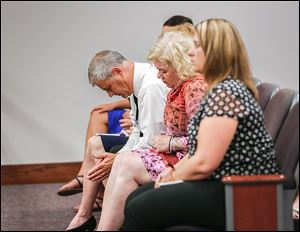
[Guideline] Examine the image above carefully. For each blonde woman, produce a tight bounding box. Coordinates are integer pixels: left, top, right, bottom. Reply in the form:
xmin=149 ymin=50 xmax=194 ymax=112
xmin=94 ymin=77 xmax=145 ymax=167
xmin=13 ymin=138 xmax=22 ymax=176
xmin=92 ymin=30 xmax=207 ymax=230
xmin=123 ymin=18 xmax=281 ymax=231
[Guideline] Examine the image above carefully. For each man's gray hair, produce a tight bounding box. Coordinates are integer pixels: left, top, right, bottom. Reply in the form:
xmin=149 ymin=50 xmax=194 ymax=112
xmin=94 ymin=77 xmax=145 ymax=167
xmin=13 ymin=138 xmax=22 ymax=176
xmin=88 ymin=50 xmax=127 ymax=86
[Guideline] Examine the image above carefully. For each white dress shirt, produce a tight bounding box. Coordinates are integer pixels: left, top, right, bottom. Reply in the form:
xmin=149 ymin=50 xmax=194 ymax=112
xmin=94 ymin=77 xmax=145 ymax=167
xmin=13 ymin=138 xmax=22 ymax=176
xmin=118 ymin=62 xmax=169 ymax=153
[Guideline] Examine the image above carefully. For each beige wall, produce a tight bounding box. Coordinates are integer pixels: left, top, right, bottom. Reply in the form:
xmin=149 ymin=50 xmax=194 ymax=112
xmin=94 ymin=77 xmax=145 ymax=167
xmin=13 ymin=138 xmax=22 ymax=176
xmin=1 ymin=1 xmax=299 ymax=164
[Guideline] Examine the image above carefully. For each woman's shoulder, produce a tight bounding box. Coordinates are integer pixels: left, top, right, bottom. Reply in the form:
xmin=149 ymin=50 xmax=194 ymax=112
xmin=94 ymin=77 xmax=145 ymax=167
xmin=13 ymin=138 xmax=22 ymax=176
xmin=183 ymin=75 xmax=207 ymax=90
xmin=212 ymin=78 xmax=248 ymax=96
xmin=189 ymin=74 xmax=206 ymax=83
xmin=209 ymin=78 xmax=257 ymax=111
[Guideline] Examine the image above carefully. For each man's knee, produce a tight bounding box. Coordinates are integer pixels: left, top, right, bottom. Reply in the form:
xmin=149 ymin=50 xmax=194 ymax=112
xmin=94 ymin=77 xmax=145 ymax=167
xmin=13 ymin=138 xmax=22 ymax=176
xmin=88 ymin=135 xmax=100 ymax=146
xmin=87 ymin=135 xmax=103 ymax=154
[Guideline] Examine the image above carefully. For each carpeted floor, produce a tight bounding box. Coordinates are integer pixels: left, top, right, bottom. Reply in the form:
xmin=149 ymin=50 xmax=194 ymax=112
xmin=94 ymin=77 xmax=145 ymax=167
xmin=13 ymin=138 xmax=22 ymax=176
xmin=2 ymin=183 xmax=298 ymax=231
xmin=1 ymin=183 xmax=101 ymax=231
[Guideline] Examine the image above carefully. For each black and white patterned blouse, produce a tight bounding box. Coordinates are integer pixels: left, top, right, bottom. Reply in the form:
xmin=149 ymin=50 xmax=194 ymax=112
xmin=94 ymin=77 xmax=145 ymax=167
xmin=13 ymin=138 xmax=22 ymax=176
xmin=187 ymin=77 xmax=280 ymax=179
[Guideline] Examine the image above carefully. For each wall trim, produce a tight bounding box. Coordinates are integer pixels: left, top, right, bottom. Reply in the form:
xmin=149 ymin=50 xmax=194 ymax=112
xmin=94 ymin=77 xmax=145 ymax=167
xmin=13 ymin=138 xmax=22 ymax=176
xmin=1 ymin=162 xmax=81 ymax=185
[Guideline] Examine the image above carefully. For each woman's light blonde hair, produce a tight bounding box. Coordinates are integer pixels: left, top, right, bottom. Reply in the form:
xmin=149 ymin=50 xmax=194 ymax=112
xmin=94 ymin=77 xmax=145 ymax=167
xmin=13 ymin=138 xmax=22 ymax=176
xmin=148 ymin=25 xmax=195 ymax=81
xmin=195 ymin=18 xmax=258 ymax=99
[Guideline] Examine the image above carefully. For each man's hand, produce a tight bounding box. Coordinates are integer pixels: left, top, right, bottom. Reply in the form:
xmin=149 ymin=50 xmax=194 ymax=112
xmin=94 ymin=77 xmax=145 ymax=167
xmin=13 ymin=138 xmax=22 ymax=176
xmin=87 ymin=153 xmax=116 ymax=182
xmin=119 ymin=118 xmax=132 ymax=128
xmin=119 ymin=111 xmax=133 ymax=135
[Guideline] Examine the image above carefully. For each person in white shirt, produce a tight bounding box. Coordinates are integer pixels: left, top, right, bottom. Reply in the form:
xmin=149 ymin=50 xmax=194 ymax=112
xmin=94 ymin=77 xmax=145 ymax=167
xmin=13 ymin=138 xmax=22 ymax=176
xmin=66 ymin=50 xmax=169 ymax=231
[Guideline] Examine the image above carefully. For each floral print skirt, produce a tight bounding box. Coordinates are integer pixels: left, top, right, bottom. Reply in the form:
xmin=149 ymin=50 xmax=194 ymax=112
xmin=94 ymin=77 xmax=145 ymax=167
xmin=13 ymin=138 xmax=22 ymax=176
xmin=131 ymin=148 xmax=185 ymax=181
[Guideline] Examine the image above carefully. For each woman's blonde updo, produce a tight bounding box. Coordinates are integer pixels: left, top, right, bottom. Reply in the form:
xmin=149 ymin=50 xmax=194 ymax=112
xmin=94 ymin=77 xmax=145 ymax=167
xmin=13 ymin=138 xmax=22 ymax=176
xmin=148 ymin=24 xmax=195 ymax=81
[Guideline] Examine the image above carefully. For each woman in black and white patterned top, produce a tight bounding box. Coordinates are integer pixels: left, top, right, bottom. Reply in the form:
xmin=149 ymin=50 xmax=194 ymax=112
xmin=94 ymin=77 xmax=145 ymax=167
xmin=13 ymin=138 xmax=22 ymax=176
xmin=123 ymin=19 xmax=280 ymax=231
xmin=187 ymin=76 xmax=279 ymax=179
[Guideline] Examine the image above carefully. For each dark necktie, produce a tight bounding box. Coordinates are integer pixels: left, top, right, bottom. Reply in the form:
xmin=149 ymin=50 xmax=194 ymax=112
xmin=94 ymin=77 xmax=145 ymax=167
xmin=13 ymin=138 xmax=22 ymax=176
xmin=133 ymin=95 xmax=143 ymax=137
xmin=133 ymin=95 xmax=139 ymax=121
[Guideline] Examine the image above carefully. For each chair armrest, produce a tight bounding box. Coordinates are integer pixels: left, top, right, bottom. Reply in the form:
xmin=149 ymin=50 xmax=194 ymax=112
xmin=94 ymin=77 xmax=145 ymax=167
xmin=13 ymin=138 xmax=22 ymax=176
xmin=221 ymin=174 xmax=285 ymax=231
xmin=222 ymin=174 xmax=285 ymax=185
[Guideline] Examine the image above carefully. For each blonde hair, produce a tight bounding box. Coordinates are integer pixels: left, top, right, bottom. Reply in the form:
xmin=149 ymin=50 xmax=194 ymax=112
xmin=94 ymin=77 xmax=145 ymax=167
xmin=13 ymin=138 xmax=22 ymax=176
xmin=195 ymin=18 xmax=258 ymax=99
xmin=148 ymin=30 xmax=194 ymax=81
xmin=164 ymin=23 xmax=195 ymax=37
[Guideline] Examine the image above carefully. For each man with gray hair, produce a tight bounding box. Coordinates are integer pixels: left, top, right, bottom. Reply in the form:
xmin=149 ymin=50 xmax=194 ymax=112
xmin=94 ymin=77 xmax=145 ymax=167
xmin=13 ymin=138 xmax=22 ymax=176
xmin=88 ymin=50 xmax=168 ymax=155
xmin=66 ymin=50 xmax=168 ymax=230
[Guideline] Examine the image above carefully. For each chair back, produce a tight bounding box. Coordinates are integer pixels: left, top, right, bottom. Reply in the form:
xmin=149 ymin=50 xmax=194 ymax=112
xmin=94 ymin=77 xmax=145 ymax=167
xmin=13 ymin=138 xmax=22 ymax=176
xmin=264 ymin=89 xmax=296 ymax=143
xmin=274 ymin=100 xmax=299 ymax=189
xmin=253 ymin=77 xmax=262 ymax=87
xmin=257 ymin=82 xmax=279 ymax=110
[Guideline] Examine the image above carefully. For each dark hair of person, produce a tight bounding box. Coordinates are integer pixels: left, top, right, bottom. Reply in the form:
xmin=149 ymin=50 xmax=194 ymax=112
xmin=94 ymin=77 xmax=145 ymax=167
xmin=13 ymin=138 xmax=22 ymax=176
xmin=163 ymin=15 xmax=193 ymax=26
